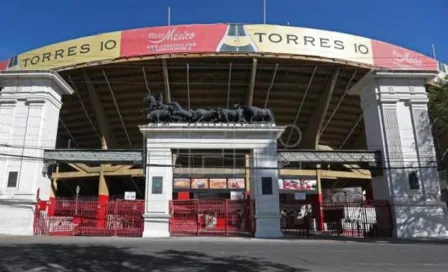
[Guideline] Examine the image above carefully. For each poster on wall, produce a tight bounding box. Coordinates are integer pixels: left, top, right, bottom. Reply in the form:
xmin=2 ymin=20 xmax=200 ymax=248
xmin=228 ymin=178 xmax=245 ymax=189
xmin=278 ymin=179 xmax=284 ymax=190
xmin=323 ymin=187 xmax=363 ymax=202
xmin=294 ymin=192 xmax=307 ymax=200
xmin=230 ymin=191 xmax=245 ymax=200
xmin=124 ymin=191 xmax=136 ymax=200
xmin=173 ymin=178 xmax=191 ymax=189
xmin=209 ymin=178 xmax=227 ymax=189
xmin=191 ymin=178 xmax=209 ymax=189
xmin=280 ymin=177 xmax=317 ymax=191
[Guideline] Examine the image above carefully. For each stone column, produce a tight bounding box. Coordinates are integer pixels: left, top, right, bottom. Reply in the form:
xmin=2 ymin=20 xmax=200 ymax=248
xmin=351 ymin=70 xmax=448 ymax=238
xmin=251 ymin=141 xmax=282 ymax=238
xmin=0 ymin=71 xmax=73 ymax=235
xmin=142 ymin=147 xmax=173 ymax=237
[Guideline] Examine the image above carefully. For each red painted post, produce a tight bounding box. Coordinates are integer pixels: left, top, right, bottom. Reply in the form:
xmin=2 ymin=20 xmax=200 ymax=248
xmin=96 ymin=165 xmax=109 ymax=229
xmin=48 ymin=197 xmax=56 ymax=216
xmin=225 ymin=200 xmax=228 ymax=236
xmin=97 ymin=194 xmax=109 ymax=228
xmin=313 ymin=170 xmax=325 ymax=231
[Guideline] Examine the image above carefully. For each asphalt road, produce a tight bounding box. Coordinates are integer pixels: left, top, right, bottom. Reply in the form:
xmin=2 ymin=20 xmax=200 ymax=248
xmin=0 ymin=236 xmax=447 ymax=272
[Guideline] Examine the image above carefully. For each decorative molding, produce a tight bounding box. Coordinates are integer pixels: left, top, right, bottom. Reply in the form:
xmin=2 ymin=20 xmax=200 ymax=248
xmin=0 ymin=70 xmax=74 ymax=96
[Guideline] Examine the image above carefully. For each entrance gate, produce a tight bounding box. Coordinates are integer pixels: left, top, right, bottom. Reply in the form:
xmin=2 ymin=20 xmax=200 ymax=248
xmin=34 ymin=199 xmax=144 ymax=237
xmin=169 ymin=199 xmax=255 ymax=237
xmin=280 ymin=200 xmax=393 ymax=238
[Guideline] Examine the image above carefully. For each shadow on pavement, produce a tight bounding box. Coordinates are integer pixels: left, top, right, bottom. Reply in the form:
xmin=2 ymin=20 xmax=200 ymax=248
xmin=0 ymin=242 xmax=308 ymax=272
xmin=286 ymin=236 xmax=448 ymax=245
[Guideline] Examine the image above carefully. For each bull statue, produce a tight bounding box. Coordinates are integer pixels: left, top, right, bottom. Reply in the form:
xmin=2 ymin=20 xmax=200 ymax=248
xmin=241 ymin=105 xmax=275 ymax=123
xmin=143 ymin=94 xmax=275 ymax=124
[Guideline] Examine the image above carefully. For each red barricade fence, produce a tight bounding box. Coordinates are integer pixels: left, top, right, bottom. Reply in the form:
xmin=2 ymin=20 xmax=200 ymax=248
xmin=169 ymin=199 xmax=255 ymax=237
xmin=33 ymin=199 xmax=144 ymax=237
xmin=280 ymin=200 xmax=393 ymax=238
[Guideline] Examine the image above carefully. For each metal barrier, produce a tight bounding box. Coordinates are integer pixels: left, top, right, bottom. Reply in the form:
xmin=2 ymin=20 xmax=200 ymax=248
xmin=34 ymin=199 xmax=144 ymax=237
xmin=280 ymin=202 xmax=313 ymax=237
xmin=33 ymin=202 xmax=49 ymax=236
xmin=280 ymin=201 xmax=393 ymax=238
xmin=169 ymin=199 xmax=255 ymax=237
xmin=321 ymin=201 xmax=393 ymax=238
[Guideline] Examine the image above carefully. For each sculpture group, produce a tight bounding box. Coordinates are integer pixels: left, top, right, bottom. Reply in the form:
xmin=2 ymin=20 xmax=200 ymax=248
xmin=143 ymin=93 xmax=275 ymax=124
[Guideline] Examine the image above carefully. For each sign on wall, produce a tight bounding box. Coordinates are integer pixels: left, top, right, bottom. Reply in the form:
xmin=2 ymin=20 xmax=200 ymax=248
xmin=323 ymin=187 xmax=363 ymax=203
xmin=231 ymin=191 xmax=245 ymax=200
xmin=173 ymin=178 xmax=246 ymax=190
xmin=173 ymin=178 xmax=191 ymax=189
xmin=245 ymin=25 xmax=374 ymax=65
xmin=120 ymin=24 xmax=227 ymax=57
xmin=279 ymin=177 xmax=317 ymax=191
xmin=7 ymin=31 xmax=121 ymax=70
xmin=371 ymin=40 xmax=437 ymax=70
xmin=124 ymin=191 xmax=136 ymax=200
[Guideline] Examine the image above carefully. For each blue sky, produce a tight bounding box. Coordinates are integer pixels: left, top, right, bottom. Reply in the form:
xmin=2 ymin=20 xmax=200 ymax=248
xmin=0 ymin=0 xmax=447 ymax=62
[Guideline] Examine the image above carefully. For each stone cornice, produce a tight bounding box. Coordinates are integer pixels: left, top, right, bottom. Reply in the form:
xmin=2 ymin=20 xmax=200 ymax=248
xmin=0 ymin=70 xmax=74 ymax=96
xmin=348 ymin=70 xmax=437 ymax=96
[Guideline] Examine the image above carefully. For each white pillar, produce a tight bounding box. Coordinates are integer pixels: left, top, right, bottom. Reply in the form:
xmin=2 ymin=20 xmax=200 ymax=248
xmin=142 ymin=147 xmax=173 ymax=237
xmin=351 ymin=70 xmax=448 ymax=238
xmin=251 ymin=141 xmax=282 ymax=238
xmin=0 ymin=71 xmax=73 ymax=235
xmin=139 ymin=124 xmax=285 ymax=238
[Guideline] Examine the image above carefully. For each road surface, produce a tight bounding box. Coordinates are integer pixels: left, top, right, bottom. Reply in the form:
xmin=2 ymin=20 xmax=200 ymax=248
xmin=0 ymin=236 xmax=447 ymax=271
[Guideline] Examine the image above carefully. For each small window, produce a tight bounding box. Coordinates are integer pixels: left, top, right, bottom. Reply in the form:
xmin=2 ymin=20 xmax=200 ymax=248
xmin=152 ymin=176 xmax=163 ymax=194
xmin=7 ymin=172 xmax=18 ymax=188
xmin=408 ymin=171 xmax=420 ymax=190
xmin=261 ymin=177 xmax=273 ymax=195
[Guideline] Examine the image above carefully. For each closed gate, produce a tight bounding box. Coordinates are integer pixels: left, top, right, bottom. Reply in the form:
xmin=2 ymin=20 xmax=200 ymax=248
xmin=280 ymin=201 xmax=393 ymax=238
xmin=169 ymin=199 xmax=255 ymax=237
xmin=34 ymin=199 xmax=144 ymax=237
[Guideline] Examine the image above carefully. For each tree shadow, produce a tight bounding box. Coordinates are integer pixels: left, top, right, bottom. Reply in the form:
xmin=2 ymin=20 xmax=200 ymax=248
xmin=288 ymin=236 xmax=448 ymax=246
xmin=384 ymin=107 xmax=448 ymax=238
xmin=0 ymin=242 xmax=308 ymax=272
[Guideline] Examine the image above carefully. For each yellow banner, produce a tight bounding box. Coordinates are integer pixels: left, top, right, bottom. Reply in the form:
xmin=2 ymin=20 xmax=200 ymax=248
xmin=245 ymin=25 xmax=374 ymax=66
xmin=10 ymin=32 xmax=121 ymax=70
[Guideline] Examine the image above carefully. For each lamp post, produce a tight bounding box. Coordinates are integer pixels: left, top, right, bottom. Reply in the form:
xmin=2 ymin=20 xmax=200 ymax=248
xmin=75 ymin=185 xmax=80 ymax=215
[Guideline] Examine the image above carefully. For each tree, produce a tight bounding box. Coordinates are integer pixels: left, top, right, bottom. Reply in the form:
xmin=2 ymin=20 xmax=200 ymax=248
xmin=428 ymin=76 xmax=448 ymax=166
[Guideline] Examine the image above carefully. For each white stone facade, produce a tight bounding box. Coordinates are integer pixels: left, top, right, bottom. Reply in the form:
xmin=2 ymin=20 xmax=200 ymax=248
xmin=140 ymin=123 xmax=285 ymax=238
xmin=0 ymin=71 xmax=73 ymax=235
xmin=0 ymin=69 xmax=447 ymax=239
xmin=350 ymin=70 xmax=448 ymax=238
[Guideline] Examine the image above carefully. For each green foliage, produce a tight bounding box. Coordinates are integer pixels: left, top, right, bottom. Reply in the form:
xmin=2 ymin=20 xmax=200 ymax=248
xmin=428 ymin=77 xmax=448 ymax=136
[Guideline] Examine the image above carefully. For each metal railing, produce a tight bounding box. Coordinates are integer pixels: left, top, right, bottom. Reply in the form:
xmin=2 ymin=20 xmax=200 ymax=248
xmin=169 ymin=199 xmax=255 ymax=237
xmin=280 ymin=200 xmax=393 ymax=238
xmin=34 ymin=199 xmax=144 ymax=237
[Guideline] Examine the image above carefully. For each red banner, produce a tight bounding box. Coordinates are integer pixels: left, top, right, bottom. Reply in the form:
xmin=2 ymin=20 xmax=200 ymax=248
xmin=120 ymin=24 xmax=228 ymax=58
xmin=0 ymin=59 xmax=8 ymax=71
xmin=371 ymin=40 xmax=437 ymax=71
